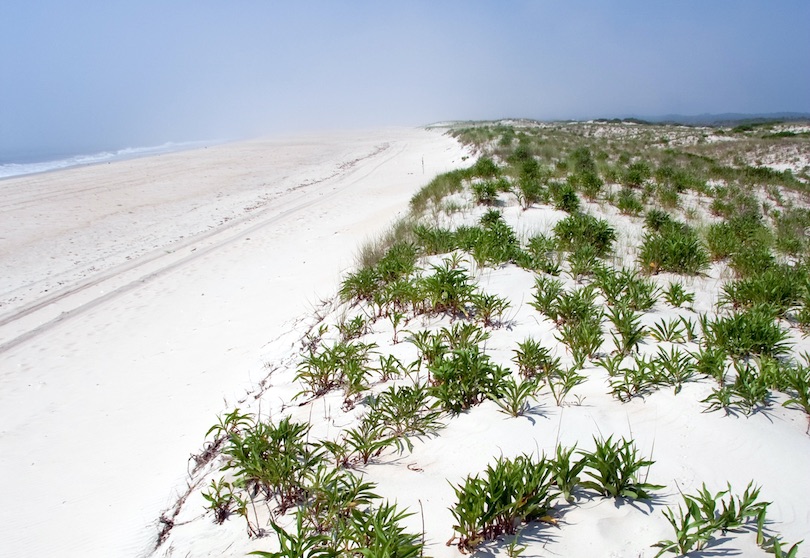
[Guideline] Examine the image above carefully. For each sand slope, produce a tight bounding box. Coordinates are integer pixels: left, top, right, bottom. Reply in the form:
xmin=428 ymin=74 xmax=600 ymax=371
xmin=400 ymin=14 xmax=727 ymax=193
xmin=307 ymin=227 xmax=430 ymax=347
xmin=0 ymin=128 xmax=469 ymax=557
xmin=151 ymin=173 xmax=810 ymax=556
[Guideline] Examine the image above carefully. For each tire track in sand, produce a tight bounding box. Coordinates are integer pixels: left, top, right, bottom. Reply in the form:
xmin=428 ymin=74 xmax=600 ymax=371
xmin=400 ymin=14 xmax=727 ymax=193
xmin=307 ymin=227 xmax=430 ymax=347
xmin=0 ymin=141 xmax=400 ymax=355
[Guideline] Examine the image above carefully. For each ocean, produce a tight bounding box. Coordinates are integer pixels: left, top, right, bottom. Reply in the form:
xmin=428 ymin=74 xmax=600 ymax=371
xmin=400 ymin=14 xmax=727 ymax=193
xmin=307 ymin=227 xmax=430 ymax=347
xmin=0 ymin=140 xmax=221 ymax=180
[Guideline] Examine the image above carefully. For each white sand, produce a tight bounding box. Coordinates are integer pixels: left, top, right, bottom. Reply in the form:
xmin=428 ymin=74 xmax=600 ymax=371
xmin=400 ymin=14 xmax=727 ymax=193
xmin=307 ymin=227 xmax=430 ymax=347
xmin=0 ymin=128 xmax=469 ymax=557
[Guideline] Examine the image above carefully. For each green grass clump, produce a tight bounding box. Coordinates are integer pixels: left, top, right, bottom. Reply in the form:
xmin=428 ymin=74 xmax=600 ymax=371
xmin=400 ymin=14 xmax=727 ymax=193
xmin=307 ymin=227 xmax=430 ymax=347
xmin=638 ymin=219 xmax=709 ymax=275
xmin=429 ymin=345 xmax=509 ymax=414
xmin=720 ymin=264 xmax=807 ymax=316
xmin=703 ymin=308 xmax=792 ymax=359
xmin=252 ymin=473 xmax=423 ymax=558
xmin=579 ymin=436 xmax=663 ymax=499
xmin=409 ymin=169 xmax=466 ymax=215
xmin=653 ymin=481 xmax=774 ymax=557
xmin=512 ymin=338 xmax=561 ymax=379
xmin=548 ymin=180 xmax=581 ymax=212
xmin=449 ymin=454 xmax=554 ymax=552
xmin=553 ymin=212 xmax=616 ymax=257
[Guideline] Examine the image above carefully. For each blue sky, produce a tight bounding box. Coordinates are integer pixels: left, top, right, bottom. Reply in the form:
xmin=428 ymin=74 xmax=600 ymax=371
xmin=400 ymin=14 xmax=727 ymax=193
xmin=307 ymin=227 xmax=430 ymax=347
xmin=1 ymin=1 xmax=809 ymax=159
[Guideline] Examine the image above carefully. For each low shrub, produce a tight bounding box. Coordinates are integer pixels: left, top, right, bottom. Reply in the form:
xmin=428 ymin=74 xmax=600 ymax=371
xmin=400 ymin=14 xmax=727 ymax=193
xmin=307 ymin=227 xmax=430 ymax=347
xmin=548 ymin=180 xmax=581 ymax=212
xmin=638 ymin=220 xmax=709 ymax=275
xmin=616 ymin=187 xmax=644 ymax=215
xmin=471 ymin=180 xmax=499 ymax=205
xmin=553 ymin=212 xmax=616 ymax=257
xmin=704 ymin=308 xmax=792 ymax=359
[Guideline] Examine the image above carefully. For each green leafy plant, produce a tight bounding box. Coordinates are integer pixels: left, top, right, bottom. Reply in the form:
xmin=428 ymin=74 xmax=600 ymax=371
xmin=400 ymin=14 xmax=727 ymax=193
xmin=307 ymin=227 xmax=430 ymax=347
xmin=567 ymin=244 xmax=601 ymax=281
xmin=295 ymin=340 xmax=378 ymax=400
xmin=554 ymin=284 xmax=601 ymax=326
xmin=342 ymin=417 xmax=395 ymax=465
xmin=512 ymin=338 xmax=561 ymax=379
xmin=579 ymin=436 xmax=663 ymax=499
xmin=553 ymin=212 xmax=616 ymax=257
xmin=488 ymin=375 xmax=541 ymax=417
xmin=521 ymin=234 xmax=561 ymax=275
xmin=653 ymin=498 xmax=716 ymax=556
xmin=649 ymin=318 xmax=687 ymax=343
xmin=251 ymin=512 xmax=332 ymax=558
xmin=547 ymin=365 xmax=586 ymax=406
xmin=704 ymin=359 xmax=772 ymax=416
xmin=202 ymin=477 xmax=245 ymax=524
xmin=530 ymin=275 xmax=565 ymax=320
xmin=654 ymin=481 xmax=773 ymax=556
xmin=608 ymin=303 xmax=645 ymax=356
xmin=366 ymin=383 xmax=443 ymax=451
xmin=782 ymin=355 xmax=810 ymax=426
xmin=419 ymin=260 xmax=476 ymax=316
xmin=594 ymin=265 xmax=626 ymax=306
xmin=608 ymin=354 xmax=660 ymax=402
xmin=551 ymin=444 xmax=587 ymax=502
xmin=704 ymin=308 xmax=792 ymax=359
xmin=557 ymin=318 xmax=604 ymax=367
xmin=616 ymin=187 xmax=644 ymax=215
xmin=639 ymin=219 xmax=709 ymax=275
xmin=472 ymin=180 xmax=499 ymax=205
xmin=720 ymin=264 xmax=806 ymax=316
xmin=762 ymin=537 xmax=804 ymax=558
xmin=654 ymin=346 xmax=696 ymax=394
xmin=664 ymin=281 xmax=695 ymax=308
xmin=548 ymin=180 xmax=581 ymax=212
xmin=472 ymin=291 xmax=512 ymax=327
xmin=223 ymin=417 xmax=323 ymax=516
xmin=622 ymin=270 xmax=660 ymax=311
xmin=430 ymin=346 xmax=509 ymax=414
xmin=692 ymin=345 xmax=728 ymax=385
xmin=448 ymin=454 xmax=554 ymax=552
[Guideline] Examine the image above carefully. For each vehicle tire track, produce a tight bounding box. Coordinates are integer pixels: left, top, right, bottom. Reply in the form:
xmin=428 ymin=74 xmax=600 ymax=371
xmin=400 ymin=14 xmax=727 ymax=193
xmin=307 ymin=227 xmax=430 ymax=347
xmin=0 ymin=141 xmax=402 ymax=354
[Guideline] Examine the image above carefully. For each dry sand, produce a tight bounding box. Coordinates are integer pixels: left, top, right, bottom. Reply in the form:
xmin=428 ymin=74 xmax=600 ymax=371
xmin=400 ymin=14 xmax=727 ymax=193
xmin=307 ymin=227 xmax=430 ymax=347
xmin=0 ymin=128 xmax=469 ymax=557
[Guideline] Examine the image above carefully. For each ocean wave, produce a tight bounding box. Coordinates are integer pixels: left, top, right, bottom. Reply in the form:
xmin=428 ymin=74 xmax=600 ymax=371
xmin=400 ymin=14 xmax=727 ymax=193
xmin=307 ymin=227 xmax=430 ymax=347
xmin=0 ymin=140 xmax=218 ymax=180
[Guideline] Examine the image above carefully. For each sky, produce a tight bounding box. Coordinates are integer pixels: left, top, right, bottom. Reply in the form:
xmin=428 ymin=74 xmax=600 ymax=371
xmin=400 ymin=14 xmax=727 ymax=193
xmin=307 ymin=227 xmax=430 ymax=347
xmin=1 ymin=0 xmax=809 ymax=161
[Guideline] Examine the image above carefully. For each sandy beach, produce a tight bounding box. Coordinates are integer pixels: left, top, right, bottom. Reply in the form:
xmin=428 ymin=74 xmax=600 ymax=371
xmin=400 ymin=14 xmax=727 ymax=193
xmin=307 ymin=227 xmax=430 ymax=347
xmin=0 ymin=128 xmax=469 ymax=557
xmin=3 ymin=122 xmax=809 ymax=558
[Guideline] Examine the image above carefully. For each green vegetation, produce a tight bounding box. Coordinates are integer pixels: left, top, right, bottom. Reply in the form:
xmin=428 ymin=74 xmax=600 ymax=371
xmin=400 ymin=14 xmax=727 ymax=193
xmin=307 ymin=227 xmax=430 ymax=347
xmin=186 ymin=120 xmax=810 ymax=558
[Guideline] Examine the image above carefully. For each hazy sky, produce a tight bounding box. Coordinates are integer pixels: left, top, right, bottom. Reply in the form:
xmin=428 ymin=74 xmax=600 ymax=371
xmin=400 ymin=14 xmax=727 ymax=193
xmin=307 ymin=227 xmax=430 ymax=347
xmin=1 ymin=1 xmax=809 ymax=159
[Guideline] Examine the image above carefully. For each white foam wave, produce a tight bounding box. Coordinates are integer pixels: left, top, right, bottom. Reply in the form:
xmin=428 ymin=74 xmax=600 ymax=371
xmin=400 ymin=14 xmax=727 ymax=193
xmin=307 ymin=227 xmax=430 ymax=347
xmin=0 ymin=140 xmax=218 ymax=180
